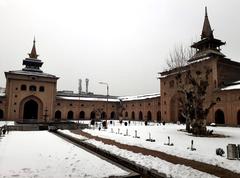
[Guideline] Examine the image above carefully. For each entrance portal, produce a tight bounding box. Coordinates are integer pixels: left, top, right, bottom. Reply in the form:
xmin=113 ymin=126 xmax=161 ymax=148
xmin=23 ymin=100 xmax=38 ymax=120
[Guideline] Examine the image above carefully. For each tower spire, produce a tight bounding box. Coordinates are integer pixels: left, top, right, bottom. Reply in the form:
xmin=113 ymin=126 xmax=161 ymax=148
xmin=201 ymin=6 xmax=213 ymax=39
xmin=28 ymin=37 xmax=39 ymax=59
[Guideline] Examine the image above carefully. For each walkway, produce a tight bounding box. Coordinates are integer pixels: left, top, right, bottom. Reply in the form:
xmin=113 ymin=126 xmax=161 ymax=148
xmin=72 ymin=130 xmax=240 ymax=178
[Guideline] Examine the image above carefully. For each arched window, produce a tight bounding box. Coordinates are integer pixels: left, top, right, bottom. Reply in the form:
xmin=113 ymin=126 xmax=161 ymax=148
xmin=39 ymin=86 xmax=45 ymax=92
xmin=0 ymin=109 xmax=4 ymax=119
xmin=110 ymin=112 xmax=115 ymax=119
xmin=90 ymin=111 xmax=96 ymax=119
xmin=237 ymin=110 xmax=240 ymax=125
xmin=79 ymin=111 xmax=85 ymax=119
xmin=147 ymin=111 xmax=152 ymax=121
xmin=29 ymin=85 xmax=36 ymax=91
xmin=215 ymin=109 xmax=225 ymax=124
xmin=131 ymin=111 xmax=135 ymax=120
xmin=139 ymin=111 xmax=143 ymax=120
xmin=55 ymin=110 xmax=61 ymax=120
xmin=67 ymin=111 xmax=74 ymax=120
xmin=157 ymin=111 xmax=161 ymax=122
xmin=125 ymin=112 xmax=128 ymax=118
xmin=21 ymin=84 xmax=27 ymax=91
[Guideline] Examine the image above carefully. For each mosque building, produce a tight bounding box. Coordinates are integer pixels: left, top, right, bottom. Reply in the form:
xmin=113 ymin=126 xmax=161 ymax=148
xmin=0 ymin=8 xmax=240 ymax=126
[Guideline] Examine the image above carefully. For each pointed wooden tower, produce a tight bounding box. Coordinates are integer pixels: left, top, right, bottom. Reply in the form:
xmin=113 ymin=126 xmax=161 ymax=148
xmin=189 ymin=7 xmax=226 ymax=62
xmin=22 ymin=38 xmax=43 ymax=72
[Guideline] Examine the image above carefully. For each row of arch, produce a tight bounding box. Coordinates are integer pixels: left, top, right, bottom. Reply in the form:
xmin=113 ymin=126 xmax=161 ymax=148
xmin=20 ymin=84 xmax=44 ymax=92
xmin=54 ymin=110 xmax=116 ymax=120
xmin=124 ymin=111 xmax=161 ymax=122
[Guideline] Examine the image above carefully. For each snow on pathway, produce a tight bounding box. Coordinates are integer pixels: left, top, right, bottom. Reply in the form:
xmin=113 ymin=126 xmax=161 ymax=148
xmin=60 ymin=130 xmax=218 ymax=178
xmin=83 ymin=122 xmax=240 ymax=173
xmin=0 ymin=131 xmax=128 ymax=178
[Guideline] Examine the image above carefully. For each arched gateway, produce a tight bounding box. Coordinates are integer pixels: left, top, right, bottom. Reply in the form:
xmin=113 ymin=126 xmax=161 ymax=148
xmin=23 ymin=100 xmax=38 ymax=120
xmin=20 ymin=96 xmax=43 ymax=122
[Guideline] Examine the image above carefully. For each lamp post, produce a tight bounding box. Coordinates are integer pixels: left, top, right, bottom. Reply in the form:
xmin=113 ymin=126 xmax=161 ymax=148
xmin=99 ymin=82 xmax=109 ymax=128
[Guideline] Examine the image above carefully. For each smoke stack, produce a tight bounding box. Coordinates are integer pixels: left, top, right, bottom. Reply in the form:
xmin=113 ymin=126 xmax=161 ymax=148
xmin=78 ymin=79 xmax=82 ymax=95
xmin=85 ymin=78 xmax=89 ymax=94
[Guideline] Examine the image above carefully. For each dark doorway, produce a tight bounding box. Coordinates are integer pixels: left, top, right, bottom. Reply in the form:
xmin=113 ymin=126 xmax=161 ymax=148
xmin=67 ymin=111 xmax=74 ymax=120
xmin=215 ymin=109 xmax=225 ymax=124
xmin=139 ymin=111 xmax=143 ymax=120
xmin=23 ymin=100 xmax=38 ymax=120
xmin=101 ymin=112 xmax=106 ymax=119
xmin=131 ymin=111 xmax=135 ymax=120
xmin=90 ymin=111 xmax=96 ymax=119
xmin=111 ymin=112 xmax=115 ymax=119
xmin=0 ymin=109 xmax=3 ymax=119
xmin=55 ymin=110 xmax=61 ymax=120
xmin=147 ymin=111 xmax=152 ymax=121
xmin=237 ymin=110 xmax=240 ymax=125
xmin=79 ymin=111 xmax=85 ymax=119
xmin=157 ymin=111 xmax=161 ymax=122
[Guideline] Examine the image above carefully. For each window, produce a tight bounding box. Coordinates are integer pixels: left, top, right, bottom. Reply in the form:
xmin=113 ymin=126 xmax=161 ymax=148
xmin=148 ymin=103 xmax=151 ymax=106
xmin=69 ymin=103 xmax=73 ymax=106
xmin=81 ymin=104 xmax=84 ymax=107
xmin=57 ymin=103 xmax=60 ymax=106
xmin=29 ymin=85 xmax=36 ymax=91
xmin=216 ymin=97 xmax=221 ymax=102
xmin=21 ymin=85 xmax=27 ymax=91
xmin=39 ymin=86 xmax=45 ymax=92
xmin=132 ymin=104 xmax=134 ymax=107
xmin=0 ymin=101 xmax=2 ymax=104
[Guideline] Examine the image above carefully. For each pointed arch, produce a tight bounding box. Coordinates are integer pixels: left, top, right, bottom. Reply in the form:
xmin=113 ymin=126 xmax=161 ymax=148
xmin=79 ymin=111 xmax=85 ymax=119
xmin=110 ymin=112 xmax=115 ymax=119
xmin=147 ymin=111 xmax=152 ymax=121
xmin=101 ymin=112 xmax=106 ymax=119
xmin=215 ymin=109 xmax=225 ymax=124
xmin=67 ymin=111 xmax=74 ymax=120
xmin=157 ymin=111 xmax=161 ymax=122
xmin=131 ymin=111 xmax=135 ymax=120
xmin=55 ymin=110 xmax=61 ymax=120
xmin=237 ymin=110 xmax=240 ymax=125
xmin=90 ymin=111 xmax=96 ymax=119
xmin=139 ymin=111 xmax=143 ymax=120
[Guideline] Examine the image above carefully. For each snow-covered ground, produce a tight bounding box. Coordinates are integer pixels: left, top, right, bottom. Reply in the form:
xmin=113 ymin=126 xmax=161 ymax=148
xmin=0 ymin=121 xmax=15 ymax=127
xmin=0 ymin=131 xmax=128 ymax=178
xmin=81 ymin=121 xmax=240 ymax=173
xmin=60 ymin=130 xmax=217 ymax=178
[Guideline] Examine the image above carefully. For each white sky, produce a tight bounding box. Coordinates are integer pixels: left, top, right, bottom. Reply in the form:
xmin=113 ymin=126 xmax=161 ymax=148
xmin=0 ymin=0 xmax=239 ymax=96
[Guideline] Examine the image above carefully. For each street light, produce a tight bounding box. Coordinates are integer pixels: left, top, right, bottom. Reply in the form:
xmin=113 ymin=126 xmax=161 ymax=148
xmin=99 ymin=82 xmax=109 ymax=128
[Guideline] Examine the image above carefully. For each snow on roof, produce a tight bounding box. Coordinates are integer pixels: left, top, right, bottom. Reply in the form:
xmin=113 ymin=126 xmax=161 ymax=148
xmin=7 ymin=70 xmax=58 ymax=78
xmin=118 ymin=93 xmax=160 ymax=101
xmin=221 ymin=83 xmax=240 ymax=91
xmin=57 ymin=96 xmax=120 ymax=102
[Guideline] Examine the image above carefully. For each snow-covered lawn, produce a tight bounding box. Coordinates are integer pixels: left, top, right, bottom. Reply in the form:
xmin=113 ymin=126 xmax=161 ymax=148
xmin=60 ymin=130 xmax=217 ymax=178
xmin=0 ymin=131 xmax=128 ymax=178
xmin=82 ymin=121 xmax=240 ymax=173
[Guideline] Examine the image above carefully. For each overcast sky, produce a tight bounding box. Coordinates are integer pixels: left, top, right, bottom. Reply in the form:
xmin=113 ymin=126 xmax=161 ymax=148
xmin=0 ymin=0 xmax=239 ymax=96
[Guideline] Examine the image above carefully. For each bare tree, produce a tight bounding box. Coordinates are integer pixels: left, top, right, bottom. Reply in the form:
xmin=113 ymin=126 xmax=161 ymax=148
xmin=176 ymin=68 xmax=215 ymax=135
xmin=166 ymin=44 xmax=194 ymax=70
